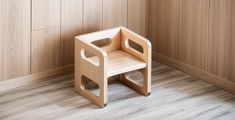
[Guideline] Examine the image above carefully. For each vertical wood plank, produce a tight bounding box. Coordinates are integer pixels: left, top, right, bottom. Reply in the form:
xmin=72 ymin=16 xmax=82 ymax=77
xmin=180 ymin=0 xmax=209 ymax=70
xmin=0 ymin=0 xmax=30 ymax=80
xmin=231 ymin=0 xmax=235 ymax=82
xmin=32 ymin=0 xmax=61 ymax=30
xmin=61 ymin=0 xmax=83 ymax=66
xmin=208 ymin=0 xmax=232 ymax=80
xmin=83 ymin=0 xmax=102 ymax=33
xmin=0 ymin=11 xmax=2 ymax=80
xmin=164 ymin=0 xmax=182 ymax=60
xmin=148 ymin=0 xmax=165 ymax=54
xmin=127 ymin=0 xmax=148 ymax=37
xmin=103 ymin=0 xmax=128 ymax=29
xmin=31 ymin=27 xmax=61 ymax=73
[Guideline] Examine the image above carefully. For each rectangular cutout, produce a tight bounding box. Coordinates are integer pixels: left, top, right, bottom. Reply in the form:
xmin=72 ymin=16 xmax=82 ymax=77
xmin=127 ymin=39 xmax=144 ymax=54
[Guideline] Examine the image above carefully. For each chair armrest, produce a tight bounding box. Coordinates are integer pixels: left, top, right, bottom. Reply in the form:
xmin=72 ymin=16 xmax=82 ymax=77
xmin=75 ymin=36 xmax=108 ymax=67
xmin=121 ymin=27 xmax=151 ymax=48
xmin=120 ymin=27 xmax=152 ymax=63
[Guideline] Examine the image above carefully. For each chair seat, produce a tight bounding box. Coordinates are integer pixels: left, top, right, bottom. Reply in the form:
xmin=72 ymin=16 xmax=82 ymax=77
xmin=88 ymin=50 xmax=146 ymax=77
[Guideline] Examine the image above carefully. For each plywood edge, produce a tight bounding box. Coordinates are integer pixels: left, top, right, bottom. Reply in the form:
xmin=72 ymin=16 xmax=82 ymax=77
xmin=152 ymin=51 xmax=235 ymax=94
xmin=0 ymin=65 xmax=74 ymax=92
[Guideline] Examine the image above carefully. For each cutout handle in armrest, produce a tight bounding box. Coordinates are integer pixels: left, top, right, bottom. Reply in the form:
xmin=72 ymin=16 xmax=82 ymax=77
xmin=91 ymin=38 xmax=111 ymax=48
xmin=125 ymin=39 xmax=144 ymax=54
xmin=81 ymin=49 xmax=100 ymax=66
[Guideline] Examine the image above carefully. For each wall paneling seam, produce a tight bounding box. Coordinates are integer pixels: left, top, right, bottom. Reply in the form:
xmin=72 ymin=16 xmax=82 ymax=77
xmin=206 ymin=0 xmax=211 ymax=72
xmin=102 ymin=0 xmax=103 ymax=29
xmin=60 ymin=0 xmax=62 ymax=66
xmin=30 ymin=0 xmax=32 ymax=74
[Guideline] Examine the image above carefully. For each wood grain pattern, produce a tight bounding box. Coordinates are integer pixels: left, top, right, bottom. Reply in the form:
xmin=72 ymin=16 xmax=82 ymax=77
xmin=1 ymin=0 xmax=148 ymax=81
xmin=75 ymin=27 xmax=151 ymax=107
xmin=109 ymin=51 xmax=147 ymax=77
xmin=231 ymin=0 xmax=235 ymax=83
xmin=127 ymin=0 xmax=148 ymax=37
xmin=148 ymin=0 xmax=165 ymax=54
xmin=0 ymin=0 xmax=30 ymax=80
xmin=32 ymin=0 xmax=61 ymax=30
xmin=149 ymin=0 xmax=235 ymax=93
xmin=83 ymin=0 xmax=103 ymax=33
xmin=31 ymin=27 xmax=61 ymax=73
xmin=103 ymin=0 xmax=128 ymax=29
xmin=1 ymin=62 xmax=235 ymax=119
xmin=180 ymin=0 xmax=209 ymax=70
xmin=61 ymin=0 xmax=83 ymax=66
xmin=0 ymin=65 xmax=73 ymax=92
xmin=153 ymin=52 xmax=235 ymax=94
xmin=87 ymin=50 xmax=147 ymax=77
xmin=0 ymin=17 xmax=2 ymax=80
xmin=208 ymin=0 xmax=232 ymax=80
xmin=164 ymin=0 xmax=182 ymax=60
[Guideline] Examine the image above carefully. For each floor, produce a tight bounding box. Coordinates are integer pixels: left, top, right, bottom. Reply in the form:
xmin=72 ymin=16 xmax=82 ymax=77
xmin=0 ymin=61 xmax=235 ymax=120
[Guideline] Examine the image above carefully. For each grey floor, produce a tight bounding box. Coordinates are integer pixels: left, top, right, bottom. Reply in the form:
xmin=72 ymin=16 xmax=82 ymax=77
xmin=0 ymin=62 xmax=235 ymax=120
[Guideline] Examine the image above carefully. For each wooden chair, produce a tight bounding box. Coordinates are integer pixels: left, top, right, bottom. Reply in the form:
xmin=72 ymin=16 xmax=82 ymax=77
xmin=75 ymin=27 xmax=151 ymax=108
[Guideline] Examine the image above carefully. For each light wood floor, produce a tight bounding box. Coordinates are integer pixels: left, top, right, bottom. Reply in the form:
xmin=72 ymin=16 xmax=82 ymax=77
xmin=1 ymin=61 xmax=235 ymax=120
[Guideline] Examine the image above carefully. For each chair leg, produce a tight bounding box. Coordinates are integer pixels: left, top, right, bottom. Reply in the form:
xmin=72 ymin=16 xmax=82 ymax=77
xmin=120 ymin=68 xmax=151 ymax=96
xmin=75 ymin=74 xmax=108 ymax=108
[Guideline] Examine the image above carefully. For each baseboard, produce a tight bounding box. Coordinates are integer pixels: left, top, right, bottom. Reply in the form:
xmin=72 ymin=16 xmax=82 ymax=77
xmin=152 ymin=52 xmax=235 ymax=94
xmin=0 ymin=65 xmax=74 ymax=92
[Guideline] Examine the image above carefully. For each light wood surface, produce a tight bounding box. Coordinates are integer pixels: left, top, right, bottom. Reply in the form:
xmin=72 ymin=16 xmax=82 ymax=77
xmin=32 ymin=0 xmax=61 ymax=30
xmin=153 ymin=52 xmax=235 ymax=94
xmin=180 ymin=0 xmax=209 ymax=70
xmin=61 ymin=0 xmax=83 ymax=66
xmin=127 ymin=0 xmax=148 ymax=37
xmin=208 ymin=0 xmax=232 ymax=80
xmin=148 ymin=0 xmax=165 ymax=54
xmin=149 ymin=0 xmax=182 ymax=59
xmin=2 ymin=0 xmax=234 ymax=97
xmin=75 ymin=35 xmax=108 ymax=107
xmin=88 ymin=50 xmax=147 ymax=77
xmin=164 ymin=0 xmax=182 ymax=60
xmin=232 ymin=1 xmax=235 ymax=83
xmin=103 ymin=0 xmax=128 ymax=29
xmin=1 ymin=0 xmax=147 ymax=82
xmin=0 ymin=65 xmax=73 ymax=92
xmin=31 ymin=27 xmax=61 ymax=73
xmin=149 ymin=0 xmax=235 ymax=93
xmin=75 ymin=27 xmax=151 ymax=107
xmin=0 ymin=0 xmax=31 ymax=81
xmin=1 ymin=62 xmax=235 ymax=120
xmin=83 ymin=0 xmax=103 ymax=33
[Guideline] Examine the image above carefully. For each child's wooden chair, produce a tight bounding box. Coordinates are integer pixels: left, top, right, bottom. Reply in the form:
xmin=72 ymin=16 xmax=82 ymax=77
xmin=75 ymin=27 xmax=151 ymax=108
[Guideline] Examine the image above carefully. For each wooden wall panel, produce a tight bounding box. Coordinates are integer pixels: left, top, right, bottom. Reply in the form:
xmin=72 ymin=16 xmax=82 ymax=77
xmin=103 ymin=0 xmax=128 ymax=29
xmin=83 ymin=0 xmax=102 ymax=33
xmin=61 ymin=0 xmax=83 ymax=66
xmin=0 ymin=17 xmax=2 ymax=80
xmin=32 ymin=0 xmax=61 ymax=73
xmin=0 ymin=0 xmax=148 ymax=82
xmin=164 ymin=0 xmax=182 ymax=60
xmin=208 ymin=0 xmax=232 ymax=80
xmin=149 ymin=0 xmax=235 ymax=92
xmin=32 ymin=0 xmax=61 ymax=30
xmin=180 ymin=0 xmax=209 ymax=70
xmin=148 ymin=0 xmax=165 ymax=54
xmin=127 ymin=0 xmax=148 ymax=37
xmin=231 ymin=0 xmax=235 ymax=82
xmin=0 ymin=0 xmax=30 ymax=80
xmin=31 ymin=27 xmax=61 ymax=73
